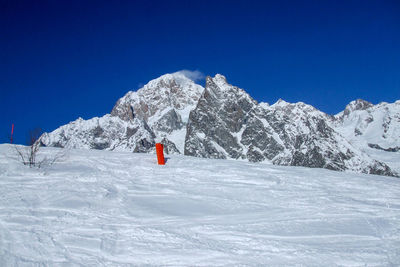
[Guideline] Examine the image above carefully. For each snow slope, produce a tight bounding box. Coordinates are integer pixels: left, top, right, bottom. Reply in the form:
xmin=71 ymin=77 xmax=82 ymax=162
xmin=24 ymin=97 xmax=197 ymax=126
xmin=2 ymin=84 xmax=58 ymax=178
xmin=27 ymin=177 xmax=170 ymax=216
xmin=1 ymin=144 xmax=399 ymax=266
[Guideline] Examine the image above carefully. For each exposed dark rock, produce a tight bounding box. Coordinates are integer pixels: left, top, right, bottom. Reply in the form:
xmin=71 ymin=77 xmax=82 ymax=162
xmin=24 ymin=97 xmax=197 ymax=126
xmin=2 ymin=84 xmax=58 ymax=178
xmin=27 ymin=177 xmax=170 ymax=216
xmin=134 ymin=139 xmax=155 ymax=153
xmin=368 ymin=143 xmax=400 ymax=152
xmin=126 ymin=127 xmax=138 ymax=139
xmin=92 ymin=142 xmax=110 ymax=150
xmin=161 ymin=138 xmax=180 ymax=155
xmin=153 ymin=109 xmax=183 ymax=133
xmin=92 ymin=126 xmax=104 ymax=138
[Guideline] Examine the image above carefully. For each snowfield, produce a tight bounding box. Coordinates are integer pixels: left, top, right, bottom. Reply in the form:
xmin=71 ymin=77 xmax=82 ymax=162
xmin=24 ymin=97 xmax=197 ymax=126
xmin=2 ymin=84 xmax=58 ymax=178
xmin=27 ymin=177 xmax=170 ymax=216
xmin=0 ymin=144 xmax=400 ymax=266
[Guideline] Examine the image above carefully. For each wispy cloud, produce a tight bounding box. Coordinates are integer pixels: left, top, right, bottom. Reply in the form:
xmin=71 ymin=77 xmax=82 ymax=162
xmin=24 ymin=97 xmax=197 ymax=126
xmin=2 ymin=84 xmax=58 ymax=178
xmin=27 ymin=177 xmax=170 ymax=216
xmin=174 ymin=70 xmax=205 ymax=82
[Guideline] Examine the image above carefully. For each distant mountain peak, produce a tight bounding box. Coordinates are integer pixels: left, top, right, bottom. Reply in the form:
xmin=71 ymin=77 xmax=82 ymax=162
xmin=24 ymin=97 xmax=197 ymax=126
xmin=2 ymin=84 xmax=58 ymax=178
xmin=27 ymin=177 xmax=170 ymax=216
xmin=213 ymin=73 xmax=227 ymax=83
xmin=206 ymin=74 xmax=229 ymax=90
xmin=332 ymin=99 xmax=400 ymax=158
xmin=342 ymin=99 xmax=373 ymax=116
xmin=272 ymin=98 xmax=290 ymax=107
xmin=144 ymin=72 xmax=196 ymax=89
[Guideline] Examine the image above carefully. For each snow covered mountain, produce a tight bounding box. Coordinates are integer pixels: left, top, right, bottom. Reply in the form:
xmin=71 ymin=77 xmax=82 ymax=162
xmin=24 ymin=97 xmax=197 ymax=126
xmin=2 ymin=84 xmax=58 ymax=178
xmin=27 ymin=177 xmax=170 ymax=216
xmin=332 ymin=99 xmax=400 ymax=152
xmin=1 ymin=144 xmax=400 ymax=265
xmin=41 ymin=72 xmax=204 ymax=154
xmin=41 ymin=72 xmax=399 ymax=177
xmin=110 ymin=72 xmax=204 ymax=154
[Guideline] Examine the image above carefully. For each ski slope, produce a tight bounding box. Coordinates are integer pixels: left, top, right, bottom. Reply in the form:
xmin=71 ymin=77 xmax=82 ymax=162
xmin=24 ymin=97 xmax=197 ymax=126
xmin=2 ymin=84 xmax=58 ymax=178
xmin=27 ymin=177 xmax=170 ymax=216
xmin=0 ymin=144 xmax=399 ymax=266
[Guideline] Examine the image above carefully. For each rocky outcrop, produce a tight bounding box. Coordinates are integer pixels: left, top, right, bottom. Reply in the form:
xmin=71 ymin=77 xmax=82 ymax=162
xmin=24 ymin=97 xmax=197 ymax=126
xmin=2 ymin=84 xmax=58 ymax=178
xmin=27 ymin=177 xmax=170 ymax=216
xmin=185 ymin=74 xmax=256 ymax=159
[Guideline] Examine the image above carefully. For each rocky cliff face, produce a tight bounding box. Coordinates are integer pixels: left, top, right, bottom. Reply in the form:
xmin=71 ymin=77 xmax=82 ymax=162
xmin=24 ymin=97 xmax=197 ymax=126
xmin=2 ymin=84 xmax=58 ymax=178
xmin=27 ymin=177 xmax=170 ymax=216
xmin=184 ymin=75 xmax=396 ymax=176
xmin=185 ymin=74 xmax=257 ymax=160
xmin=41 ymin=72 xmax=399 ymax=177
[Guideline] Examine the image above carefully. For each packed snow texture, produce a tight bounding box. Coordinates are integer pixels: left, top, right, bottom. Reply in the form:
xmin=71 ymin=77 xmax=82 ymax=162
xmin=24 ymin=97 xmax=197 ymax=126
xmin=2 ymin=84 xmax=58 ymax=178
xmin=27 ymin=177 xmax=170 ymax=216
xmin=1 ymin=144 xmax=399 ymax=266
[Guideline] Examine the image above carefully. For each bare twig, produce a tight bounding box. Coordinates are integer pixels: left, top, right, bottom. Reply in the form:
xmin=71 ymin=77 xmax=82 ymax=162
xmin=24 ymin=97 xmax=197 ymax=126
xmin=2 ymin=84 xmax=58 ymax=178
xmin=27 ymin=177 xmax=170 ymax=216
xmin=14 ymin=128 xmax=66 ymax=168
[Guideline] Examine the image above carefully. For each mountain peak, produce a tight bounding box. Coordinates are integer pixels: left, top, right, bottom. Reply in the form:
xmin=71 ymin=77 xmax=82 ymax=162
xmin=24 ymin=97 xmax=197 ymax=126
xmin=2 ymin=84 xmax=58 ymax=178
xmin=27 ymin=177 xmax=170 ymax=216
xmin=143 ymin=72 xmax=196 ymax=91
xmin=205 ymin=74 xmax=227 ymax=87
xmin=343 ymin=99 xmax=373 ymax=115
xmin=273 ymin=98 xmax=290 ymax=107
xmin=213 ymin=73 xmax=227 ymax=82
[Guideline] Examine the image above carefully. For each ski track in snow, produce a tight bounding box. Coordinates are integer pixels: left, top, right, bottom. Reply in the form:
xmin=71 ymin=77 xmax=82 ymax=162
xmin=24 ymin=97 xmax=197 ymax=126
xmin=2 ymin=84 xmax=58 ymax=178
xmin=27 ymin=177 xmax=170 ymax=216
xmin=0 ymin=144 xmax=400 ymax=266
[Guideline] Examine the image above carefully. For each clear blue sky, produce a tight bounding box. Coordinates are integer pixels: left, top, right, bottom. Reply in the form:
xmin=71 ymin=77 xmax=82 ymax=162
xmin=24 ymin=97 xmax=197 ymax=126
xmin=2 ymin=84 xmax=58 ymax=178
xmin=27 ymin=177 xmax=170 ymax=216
xmin=1 ymin=0 xmax=400 ymax=144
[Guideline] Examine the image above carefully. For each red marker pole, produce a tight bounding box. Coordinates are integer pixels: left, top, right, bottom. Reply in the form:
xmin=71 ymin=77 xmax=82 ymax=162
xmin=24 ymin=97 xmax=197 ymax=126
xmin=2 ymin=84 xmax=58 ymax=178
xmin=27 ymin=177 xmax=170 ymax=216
xmin=10 ymin=124 xmax=14 ymax=144
xmin=155 ymin=143 xmax=165 ymax=165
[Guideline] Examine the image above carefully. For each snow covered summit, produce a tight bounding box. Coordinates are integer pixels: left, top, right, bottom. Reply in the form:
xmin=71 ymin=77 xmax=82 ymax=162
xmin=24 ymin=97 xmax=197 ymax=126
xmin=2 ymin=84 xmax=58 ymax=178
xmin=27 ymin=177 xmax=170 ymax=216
xmin=333 ymin=99 xmax=400 ymax=152
xmin=41 ymin=71 xmax=204 ymax=154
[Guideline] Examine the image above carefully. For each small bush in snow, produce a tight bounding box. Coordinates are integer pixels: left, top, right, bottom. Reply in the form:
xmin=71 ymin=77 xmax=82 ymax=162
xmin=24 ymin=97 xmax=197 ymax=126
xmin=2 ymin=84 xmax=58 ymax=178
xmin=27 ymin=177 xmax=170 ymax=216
xmin=14 ymin=128 xmax=65 ymax=168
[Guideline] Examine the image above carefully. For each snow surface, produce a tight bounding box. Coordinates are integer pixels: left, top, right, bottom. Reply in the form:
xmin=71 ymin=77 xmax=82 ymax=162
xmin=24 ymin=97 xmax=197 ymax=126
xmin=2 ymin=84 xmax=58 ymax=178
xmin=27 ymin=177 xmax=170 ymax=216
xmin=1 ymin=144 xmax=400 ymax=266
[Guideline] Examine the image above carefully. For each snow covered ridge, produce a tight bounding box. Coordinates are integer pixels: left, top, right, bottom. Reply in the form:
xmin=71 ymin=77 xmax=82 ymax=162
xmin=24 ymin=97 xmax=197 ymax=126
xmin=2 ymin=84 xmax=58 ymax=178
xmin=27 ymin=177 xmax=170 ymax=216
xmin=332 ymin=99 xmax=400 ymax=153
xmin=1 ymin=144 xmax=400 ymax=265
xmin=41 ymin=72 xmax=400 ymax=177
